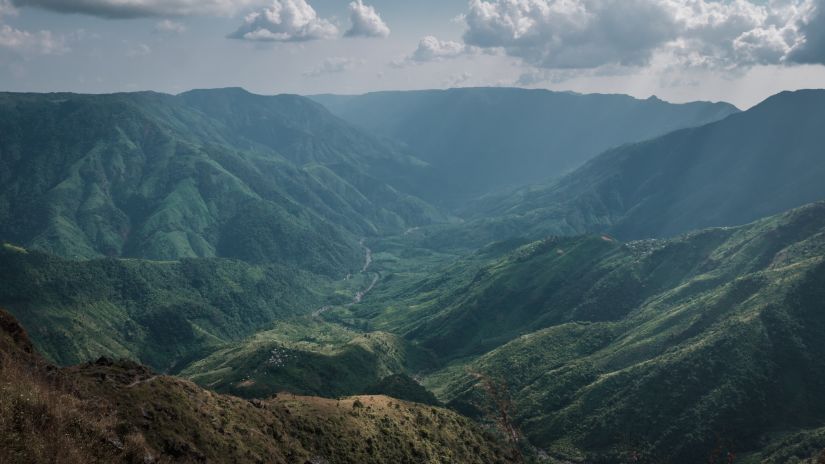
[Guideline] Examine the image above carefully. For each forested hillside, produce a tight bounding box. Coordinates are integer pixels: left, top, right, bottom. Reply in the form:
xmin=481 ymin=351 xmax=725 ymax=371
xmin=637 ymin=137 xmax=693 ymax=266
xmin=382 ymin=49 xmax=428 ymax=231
xmin=0 ymin=245 xmax=328 ymax=369
xmin=450 ymin=89 xmax=825 ymax=246
xmin=334 ymin=202 xmax=825 ymax=462
xmin=3 ymin=87 xmax=824 ymax=464
xmin=0 ymin=89 xmax=442 ymax=275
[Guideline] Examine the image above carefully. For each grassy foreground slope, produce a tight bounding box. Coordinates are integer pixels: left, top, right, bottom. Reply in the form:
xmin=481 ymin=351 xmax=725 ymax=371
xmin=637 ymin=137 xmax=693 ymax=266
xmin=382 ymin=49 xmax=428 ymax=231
xmin=0 ymin=246 xmax=328 ymax=370
xmin=0 ymin=309 xmax=514 ymax=464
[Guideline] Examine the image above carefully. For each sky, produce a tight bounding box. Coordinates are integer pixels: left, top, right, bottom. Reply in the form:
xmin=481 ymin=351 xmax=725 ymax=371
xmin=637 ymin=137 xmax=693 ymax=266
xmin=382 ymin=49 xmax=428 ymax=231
xmin=0 ymin=0 xmax=824 ymax=109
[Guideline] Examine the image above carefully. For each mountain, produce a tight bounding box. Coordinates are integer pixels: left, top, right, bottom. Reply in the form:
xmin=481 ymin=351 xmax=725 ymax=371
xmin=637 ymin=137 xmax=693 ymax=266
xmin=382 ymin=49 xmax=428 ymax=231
xmin=458 ymin=89 xmax=825 ymax=245
xmin=312 ymin=88 xmax=738 ymax=206
xmin=0 ymin=308 xmax=514 ymax=464
xmin=0 ymin=89 xmax=443 ymax=275
xmin=0 ymin=244 xmax=329 ymax=370
xmin=180 ymin=318 xmax=437 ymax=400
xmin=3 ymin=85 xmax=823 ymax=463
xmin=340 ymin=202 xmax=825 ymax=462
xmin=5 ymin=203 xmax=825 ymax=463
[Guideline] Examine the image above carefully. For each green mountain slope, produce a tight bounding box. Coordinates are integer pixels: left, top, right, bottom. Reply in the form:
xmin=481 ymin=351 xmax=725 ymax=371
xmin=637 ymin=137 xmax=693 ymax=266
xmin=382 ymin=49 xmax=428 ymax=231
xmin=3 ymin=86 xmax=824 ymax=463
xmin=180 ymin=318 xmax=436 ymax=400
xmin=460 ymin=89 xmax=825 ymax=245
xmin=312 ymin=88 xmax=738 ymax=206
xmin=0 ymin=309 xmax=515 ymax=464
xmin=0 ymin=246 xmax=329 ymax=370
xmin=0 ymin=89 xmax=443 ymax=275
xmin=339 ymin=202 xmax=825 ymax=462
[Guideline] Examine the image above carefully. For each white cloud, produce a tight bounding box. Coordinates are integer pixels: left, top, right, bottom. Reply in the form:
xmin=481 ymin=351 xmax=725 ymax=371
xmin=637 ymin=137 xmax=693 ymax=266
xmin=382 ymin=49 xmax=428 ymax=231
xmin=460 ymin=0 xmax=822 ymax=70
xmin=11 ymin=0 xmax=261 ymax=18
xmin=0 ymin=24 xmax=67 ymax=55
xmin=303 ymin=56 xmax=363 ymax=77
xmin=411 ymin=36 xmax=467 ymax=62
xmin=345 ymin=0 xmax=390 ymax=38
xmin=788 ymin=0 xmax=825 ymax=64
xmin=229 ymin=0 xmax=337 ymax=42
xmin=664 ymin=0 xmax=808 ymax=69
xmin=464 ymin=0 xmax=678 ymax=68
xmin=154 ymin=20 xmax=187 ymax=34
xmin=392 ymin=36 xmax=471 ymax=67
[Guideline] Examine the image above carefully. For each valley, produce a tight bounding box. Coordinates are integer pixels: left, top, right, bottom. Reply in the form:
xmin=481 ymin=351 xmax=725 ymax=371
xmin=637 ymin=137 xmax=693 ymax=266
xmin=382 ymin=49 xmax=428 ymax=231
xmin=1 ymin=87 xmax=824 ymax=463
xmin=6 ymin=0 xmax=825 ymax=460
xmin=312 ymin=239 xmax=376 ymax=317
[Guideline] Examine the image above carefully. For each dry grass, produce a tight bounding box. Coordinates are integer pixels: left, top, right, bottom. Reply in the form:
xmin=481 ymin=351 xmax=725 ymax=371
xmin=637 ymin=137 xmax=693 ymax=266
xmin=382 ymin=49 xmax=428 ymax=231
xmin=0 ymin=349 xmax=152 ymax=463
xmin=0 ymin=307 xmax=512 ymax=464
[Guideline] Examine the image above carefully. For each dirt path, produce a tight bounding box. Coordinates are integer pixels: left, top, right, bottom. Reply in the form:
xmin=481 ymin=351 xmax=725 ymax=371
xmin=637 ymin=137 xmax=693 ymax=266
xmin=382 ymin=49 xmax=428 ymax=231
xmin=312 ymin=305 xmax=333 ymax=317
xmin=360 ymin=239 xmax=373 ymax=273
xmin=348 ymin=274 xmax=380 ymax=306
xmin=313 ymin=239 xmax=378 ymax=317
xmin=126 ymin=375 xmax=160 ymax=388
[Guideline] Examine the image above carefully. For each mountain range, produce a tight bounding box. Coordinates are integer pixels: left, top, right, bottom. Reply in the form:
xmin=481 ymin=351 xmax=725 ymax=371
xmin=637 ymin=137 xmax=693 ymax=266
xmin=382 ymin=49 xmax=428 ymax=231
xmin=2 ymin=86 xmax=824 ymax=464
xmin=347 ymin=202 xmax=825 ymax=461
xmin=408 ymin=89 xmax=825 ymax=251
xmin=0 ymin=89 xmax=441 ymax=275
xmin=313 ymin=88 xmax=738 ymax=206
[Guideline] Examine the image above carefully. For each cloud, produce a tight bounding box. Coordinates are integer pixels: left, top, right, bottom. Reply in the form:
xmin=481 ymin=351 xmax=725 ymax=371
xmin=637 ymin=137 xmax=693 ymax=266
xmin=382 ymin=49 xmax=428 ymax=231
xmin=460 ymin=0 xmax=822 ymax=71
xmin=665 ymin=0 xmax=807 ymax=69
xmin=154 ymin=19 xmax=186 ymax=34
xmin=464 ymin=0 xmax=678 ymax=69
xmin=411 ymin=36 xmax=467 ymax=62
xmin=788 ymin=0 xmax=825 ymax=64
xmin=229 ymin=0 xmax=337 ymax=42
xmin=303 ymin=56 xmax=363 ymax=77
xmin=392 ymin=36 xmax=471 ymax=67
xmin=0 ymin=24 xmax=67 ymax=55
xmin=11 ymin=0 xmax=261 ymax=18
xmin=345 ymin=0 xmax=390 ymax=38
